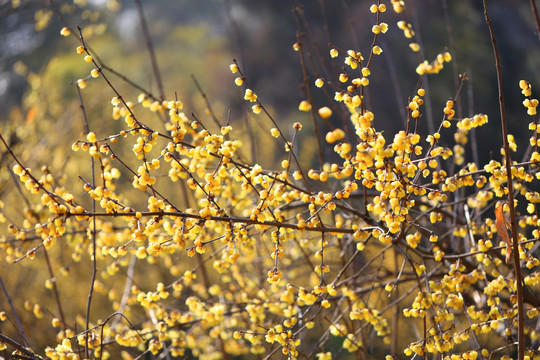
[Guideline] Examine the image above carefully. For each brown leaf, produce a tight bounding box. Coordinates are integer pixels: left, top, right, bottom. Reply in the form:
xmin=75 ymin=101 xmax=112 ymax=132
xmin=495 ymin=202 xmax=512 ymax=264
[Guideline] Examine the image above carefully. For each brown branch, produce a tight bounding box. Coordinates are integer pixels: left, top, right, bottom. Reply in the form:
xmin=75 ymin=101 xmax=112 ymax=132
xmin=0 ymin=276 xmax=29 ymax=347
xmin=133 ymin=0 xmax=165 ymax=101
xmin=295 ymin=32 xmax=324 ymax=168
xmin=482 ymin=1 xmax=524 ymax=359
xmin=191 ymin=74 xmax=222 ymax=129
xmin=42 ymin=248 xmax=66 ymax=329
xmin=441 ymin=0 xmax=463 ymax=119
xmin=101 ymin=64 xmax=159 ymax=101
xmin=65 ymin=210 xmax=355 ymax=235
xmin=529 ymin=0 xmax=540 ymax=42
xmin=0 ymin=333 xmax=41 ymax=359
xmin=76 ymin=77 xmax=97 ymax=360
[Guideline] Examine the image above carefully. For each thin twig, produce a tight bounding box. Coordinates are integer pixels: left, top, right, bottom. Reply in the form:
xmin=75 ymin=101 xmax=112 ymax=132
xmin=529 ymin=0 xmax=540 ymax=42
xmin=43 ymin=248 xmax=66 ymax=329
xmin=109 ymin=254 xmax=136 ymax=332
xmin=101 ymin=64 xmax=158 ymax=101
xmin=410 ymin=0 xmax=435 ymax=134
xmin=482 ymin=1 xmax=524 ymax=358
xmin=133 ymin=0 xmax=165 ymax=101
xmin=76 ymin=79 xmax=97 ymax=360
xmin=0 ymin=275 xmax=29 ymax=347
xmin=191 ymin=74 xmax=222 ymax=129
xmin=467 ymin=69 xmax=480 ymax=165
xmin=0 ymin=333 xmax=40 ymax=359
xmin=295 ymin=32 xmax=324 ymax=168
xmin=66 ymin=210 xmax=355 ymax=234
xmin=441 ymin=0 xmax=462 ymax=118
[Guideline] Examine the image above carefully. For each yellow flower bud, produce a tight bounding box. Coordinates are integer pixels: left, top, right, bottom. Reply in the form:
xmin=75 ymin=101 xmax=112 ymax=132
xmin=318 ymin=107 xmax=332 ymax=119
xmin=60 ymin=27 xmax=71 ymax=36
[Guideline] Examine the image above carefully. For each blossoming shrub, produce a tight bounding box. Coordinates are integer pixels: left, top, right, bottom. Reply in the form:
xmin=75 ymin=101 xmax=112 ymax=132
xmin=1 ymin=1 xmax=540 ymax=360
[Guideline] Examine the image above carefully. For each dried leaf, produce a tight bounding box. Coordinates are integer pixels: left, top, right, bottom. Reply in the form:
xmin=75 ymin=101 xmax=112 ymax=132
xmin=495 ymin=202 xmax=512 ymax=264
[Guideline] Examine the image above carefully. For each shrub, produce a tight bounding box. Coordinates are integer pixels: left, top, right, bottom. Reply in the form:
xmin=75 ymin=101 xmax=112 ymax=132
xmin=1 ymin=1 xmax=540 ymax=360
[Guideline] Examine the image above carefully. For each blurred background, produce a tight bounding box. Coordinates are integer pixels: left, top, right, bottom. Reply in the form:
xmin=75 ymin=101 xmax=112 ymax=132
xmin=1 ymin=0 xmax=539 ymax=165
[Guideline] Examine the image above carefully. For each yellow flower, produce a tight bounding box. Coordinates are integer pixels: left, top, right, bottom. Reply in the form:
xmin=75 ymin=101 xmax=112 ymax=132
xmin=60 ymin=27 xmax=70 ymax=36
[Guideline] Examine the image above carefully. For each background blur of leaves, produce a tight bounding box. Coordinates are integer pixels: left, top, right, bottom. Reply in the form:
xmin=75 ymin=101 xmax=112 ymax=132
xmin=2 ymin=1 xmax=540 ymax=165
xmin=1 ymin=0 xmax=540 ymax=355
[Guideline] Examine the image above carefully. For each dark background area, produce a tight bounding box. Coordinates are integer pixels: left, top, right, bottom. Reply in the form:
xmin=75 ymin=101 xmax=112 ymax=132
xmin=1 ymin=0 xmax=539 ymax=166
